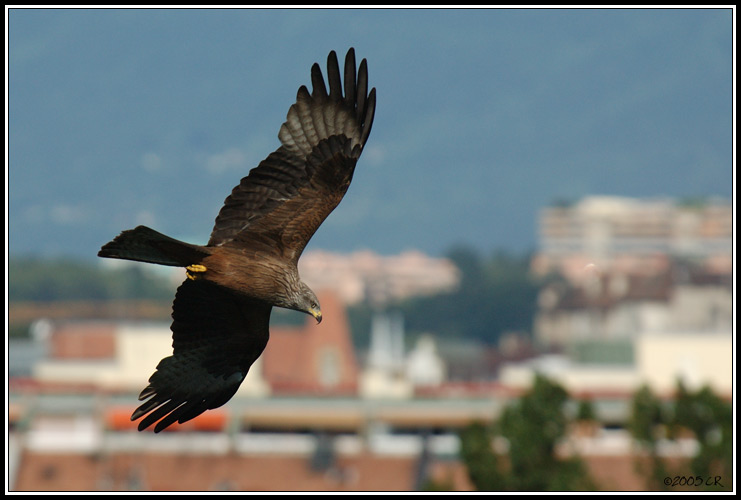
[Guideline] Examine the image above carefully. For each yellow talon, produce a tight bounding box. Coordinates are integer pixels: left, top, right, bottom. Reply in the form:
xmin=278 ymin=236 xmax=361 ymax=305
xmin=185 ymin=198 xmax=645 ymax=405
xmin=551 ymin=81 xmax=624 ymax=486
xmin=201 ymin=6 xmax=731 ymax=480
xmin=186 ymin=264 xmax=207 ymax=280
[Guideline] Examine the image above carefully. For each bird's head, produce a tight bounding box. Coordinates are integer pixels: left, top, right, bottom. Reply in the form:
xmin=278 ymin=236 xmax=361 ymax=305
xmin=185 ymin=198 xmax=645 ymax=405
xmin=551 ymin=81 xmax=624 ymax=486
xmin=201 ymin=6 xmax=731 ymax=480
xmin=295 ymin=283 xmax=322 ymax=324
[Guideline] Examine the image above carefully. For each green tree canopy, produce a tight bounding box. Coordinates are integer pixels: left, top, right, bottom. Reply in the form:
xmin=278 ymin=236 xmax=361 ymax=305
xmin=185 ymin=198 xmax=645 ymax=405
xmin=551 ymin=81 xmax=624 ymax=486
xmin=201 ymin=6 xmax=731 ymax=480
xmin=460 ymin=374 xmax=595 ymax=491
xmin=9 ymin=257 xmax=175 ymax=302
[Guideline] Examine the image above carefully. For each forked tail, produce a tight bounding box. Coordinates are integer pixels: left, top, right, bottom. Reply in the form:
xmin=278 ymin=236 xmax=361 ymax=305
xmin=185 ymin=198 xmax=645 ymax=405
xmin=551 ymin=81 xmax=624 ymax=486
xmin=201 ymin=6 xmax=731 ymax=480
xmin=98 ymin=225 xmax=210 ymax=267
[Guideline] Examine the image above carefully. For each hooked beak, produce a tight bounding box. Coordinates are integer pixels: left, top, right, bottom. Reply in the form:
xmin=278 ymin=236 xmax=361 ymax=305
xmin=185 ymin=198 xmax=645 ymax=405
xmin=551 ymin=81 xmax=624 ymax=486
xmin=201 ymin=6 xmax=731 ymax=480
xmin=310 ymin=308 xmax=322 ymax=324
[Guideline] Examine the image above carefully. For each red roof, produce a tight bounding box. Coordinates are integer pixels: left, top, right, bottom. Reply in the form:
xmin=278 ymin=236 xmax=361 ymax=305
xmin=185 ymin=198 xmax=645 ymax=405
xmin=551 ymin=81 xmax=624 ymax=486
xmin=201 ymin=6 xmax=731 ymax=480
xmin=14 ymin=450 xmax=440 ymax=491
xmin=262 ymin=290 xmax=358 ymax=395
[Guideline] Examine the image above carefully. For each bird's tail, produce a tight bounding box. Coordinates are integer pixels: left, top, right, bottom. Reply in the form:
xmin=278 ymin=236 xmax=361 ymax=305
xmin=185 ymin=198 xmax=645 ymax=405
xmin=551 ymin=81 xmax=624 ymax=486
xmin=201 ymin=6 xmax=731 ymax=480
xmin=98 ymin=225 xmax=210 ymax=267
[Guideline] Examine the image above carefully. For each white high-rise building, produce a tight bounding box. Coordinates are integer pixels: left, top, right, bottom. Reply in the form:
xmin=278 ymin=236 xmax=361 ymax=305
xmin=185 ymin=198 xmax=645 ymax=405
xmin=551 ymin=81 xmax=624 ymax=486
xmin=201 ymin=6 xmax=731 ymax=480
xmin=532 ymin=196 xmax=732 ymax=281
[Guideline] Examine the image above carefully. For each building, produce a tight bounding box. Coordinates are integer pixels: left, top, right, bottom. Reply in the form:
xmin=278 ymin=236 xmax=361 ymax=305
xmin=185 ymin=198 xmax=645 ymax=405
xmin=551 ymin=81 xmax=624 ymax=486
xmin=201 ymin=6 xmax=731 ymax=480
xmin=532 ymin=196 xmax=732 ymax=282
xmin=298 ymin=249 xmax=461 ymax=306
xmin=531 ymin=196 xmax=732 ymax=359
xmin=534 ymin=260 xmax=732 ymax=347
xmin=12 ymin=444 xmax=472 ymax=492
xmin=360 ymin=311 xmax=449 ymax=399
xmin=500 ymin=331 xmax=733 ymax=398
xmin=508 ymin=195 xmax=734 ymax=401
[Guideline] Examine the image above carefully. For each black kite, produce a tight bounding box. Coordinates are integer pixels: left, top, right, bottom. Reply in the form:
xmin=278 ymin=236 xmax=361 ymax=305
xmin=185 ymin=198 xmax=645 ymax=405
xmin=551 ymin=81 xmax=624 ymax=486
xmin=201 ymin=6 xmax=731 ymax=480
xmin=98 ymin=48 xmax=376 ymax=432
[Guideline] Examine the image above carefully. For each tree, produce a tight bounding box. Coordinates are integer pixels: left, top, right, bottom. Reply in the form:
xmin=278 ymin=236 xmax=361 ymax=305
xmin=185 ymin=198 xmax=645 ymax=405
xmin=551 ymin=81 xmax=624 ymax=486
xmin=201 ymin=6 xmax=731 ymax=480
xmin=458 ymin=421 xmax=505 ymax=490
xmin=628 ymin=382 xmax=732 ymax=491
xmin=460 ymin=374 xmax=595 ymax=491
xmin=576 ymin=398 xmax=596 ymax=422
xmin=399 ymin=246 xmax=539 ymax=345
xmin=670 ymin=381 xmax=733 ymax=490
xmin=8 ymin=257 xmax=176 ymax=302
xmin=629 ymin=384 xmax=671 ymax=490
xmin=499 ymin=374 xmax=594 ymax=491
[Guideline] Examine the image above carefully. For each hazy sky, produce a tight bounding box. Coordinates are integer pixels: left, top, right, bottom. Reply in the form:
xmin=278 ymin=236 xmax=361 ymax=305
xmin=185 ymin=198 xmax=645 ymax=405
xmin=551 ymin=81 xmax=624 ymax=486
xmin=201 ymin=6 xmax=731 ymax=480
xmin=7 ymin=7 xmax=734 ymax=258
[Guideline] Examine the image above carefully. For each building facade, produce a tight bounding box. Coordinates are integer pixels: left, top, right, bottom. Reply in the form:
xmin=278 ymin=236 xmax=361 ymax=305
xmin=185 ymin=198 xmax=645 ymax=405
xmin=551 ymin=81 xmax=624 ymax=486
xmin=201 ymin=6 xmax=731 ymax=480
xmin=532 ymin=196 xmax=732 ymax=282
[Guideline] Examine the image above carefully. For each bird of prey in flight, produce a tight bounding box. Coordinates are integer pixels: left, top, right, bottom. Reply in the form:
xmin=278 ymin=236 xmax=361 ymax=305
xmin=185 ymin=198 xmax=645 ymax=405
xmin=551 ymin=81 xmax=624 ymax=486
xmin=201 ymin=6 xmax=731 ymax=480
xmin=98 ymin=48 xmax=376 ymax=432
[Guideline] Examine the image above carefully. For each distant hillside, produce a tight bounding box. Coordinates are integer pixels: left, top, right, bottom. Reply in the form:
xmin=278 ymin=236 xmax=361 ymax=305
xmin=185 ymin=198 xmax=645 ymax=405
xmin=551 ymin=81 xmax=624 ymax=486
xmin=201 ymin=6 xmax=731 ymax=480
xmin=8 ymin=257 xmax=176 ymax=303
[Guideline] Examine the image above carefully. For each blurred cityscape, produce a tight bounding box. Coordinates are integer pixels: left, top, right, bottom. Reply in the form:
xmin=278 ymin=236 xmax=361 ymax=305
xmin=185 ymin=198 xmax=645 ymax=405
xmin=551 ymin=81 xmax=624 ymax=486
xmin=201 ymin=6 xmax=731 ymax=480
xmin=7 ymin=195 xmax=734 ymax=492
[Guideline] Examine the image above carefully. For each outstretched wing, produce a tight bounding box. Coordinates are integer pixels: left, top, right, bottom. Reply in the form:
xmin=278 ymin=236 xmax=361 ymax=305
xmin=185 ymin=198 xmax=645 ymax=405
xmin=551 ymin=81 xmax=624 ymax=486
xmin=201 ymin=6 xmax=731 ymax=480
xmin=208 ymin=48 xmax=376 ymax=264
xmin=131 ymin=279 xmax=271 ymax=432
